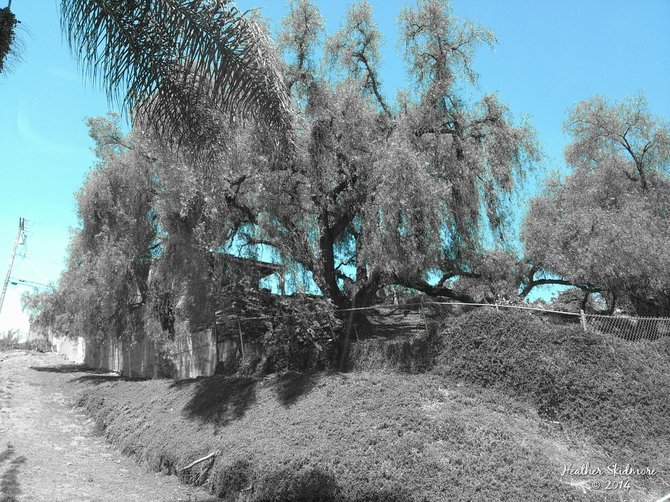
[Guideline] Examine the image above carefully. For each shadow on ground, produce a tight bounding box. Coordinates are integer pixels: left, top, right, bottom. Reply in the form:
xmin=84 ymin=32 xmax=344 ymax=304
xmin=0 ymin=443 xmax=26 ymax=502
xmin=246 ymin=463 xmax=416 ymax=502
xmin=172 ymin=376 xmax=256 ymax=427
xmin=69 ymin=374 xmax=122 ymax=386
xmin=29 ymin=364 xmax=103 ymax=374
xmin=273 ymin=371 xmax=319 ymax=407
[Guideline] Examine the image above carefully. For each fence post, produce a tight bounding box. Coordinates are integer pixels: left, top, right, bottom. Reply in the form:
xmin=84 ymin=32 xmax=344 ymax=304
xmin=580 ymin=309 xmax=588 ymax=333
xmin=420 ymin=296 xmax=429 ymax=337
xmin=213 ymin=321 xmax=220 ymax=364
xmin=237 ymin=319 xmax=245 ymax=359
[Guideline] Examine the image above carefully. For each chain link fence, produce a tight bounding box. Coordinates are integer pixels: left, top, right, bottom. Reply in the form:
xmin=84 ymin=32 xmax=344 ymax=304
xmin=583 ymin=312 xmax=670 ymax=342
xmin=420 ymin=301 xmax=670 ymax=344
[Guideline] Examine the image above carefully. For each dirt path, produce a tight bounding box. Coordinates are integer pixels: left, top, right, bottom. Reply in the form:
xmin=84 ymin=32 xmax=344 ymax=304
xmin=0 ymin=350 xmax=216 ymax=502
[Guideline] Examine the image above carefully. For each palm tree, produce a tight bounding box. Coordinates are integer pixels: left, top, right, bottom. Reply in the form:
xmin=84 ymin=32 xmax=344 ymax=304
xmin=0 ymin=2 xmax=19 ymax=74
xmin=4 ymin=1 xmax=292 ymax=141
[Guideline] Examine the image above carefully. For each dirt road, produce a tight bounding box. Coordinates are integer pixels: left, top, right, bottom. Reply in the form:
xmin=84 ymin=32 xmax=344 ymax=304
xmin=0 ymin=350 xmax=215 ymax=502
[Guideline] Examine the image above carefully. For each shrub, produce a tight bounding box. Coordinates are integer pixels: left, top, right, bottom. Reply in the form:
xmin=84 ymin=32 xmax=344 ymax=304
xmin=27 ymin=338 xmax=53 ymax=353
xmin=261 ymin=297 xmax=341 ymax=373
xmin=436 ymin=308 xmax=670 ymax=468
xmin=0 ymin=331 xmax=52 ymax=352
xmin=0 ymin=329 xmax=21 ymax=350
xmin=252 ymin=462 xmax=341 ymax=502
xmin=210 ymin=459 xmax=253 ymax=500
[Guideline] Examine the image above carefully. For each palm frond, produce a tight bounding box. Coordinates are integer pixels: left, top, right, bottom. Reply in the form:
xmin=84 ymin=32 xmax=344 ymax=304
xmin=0 ymin=7 xmax=19 ymax=75
xmin=60 ymin=0 xmax=293 ymax=146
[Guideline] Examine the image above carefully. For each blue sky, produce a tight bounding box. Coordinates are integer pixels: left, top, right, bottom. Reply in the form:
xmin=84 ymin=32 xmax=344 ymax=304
xmin=1 ymin=0 xmax=669 ymax=334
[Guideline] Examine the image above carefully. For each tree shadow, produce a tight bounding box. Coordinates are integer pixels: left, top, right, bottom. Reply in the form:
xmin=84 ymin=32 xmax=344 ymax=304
xmin=172 ymin=375 xmax=256 ymax=427
xmin=0 ymin=444 xmax=25 ymax=502
xmin=0 ymin=444 xmax=14 ymax=465
xmin=272 ymin=371 xmax=319 ymax=408
xmin=250 ymin=463 xmax=416 ymax=502
xmin=69 ymin=374 xmax=122 ymax=386
xmin=29 ymin=364 xmax=103 ymax=374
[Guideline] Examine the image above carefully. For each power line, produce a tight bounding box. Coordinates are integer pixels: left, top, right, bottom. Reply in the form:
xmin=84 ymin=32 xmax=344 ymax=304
xmin=8 ymin=277 xmax=49 ymax=289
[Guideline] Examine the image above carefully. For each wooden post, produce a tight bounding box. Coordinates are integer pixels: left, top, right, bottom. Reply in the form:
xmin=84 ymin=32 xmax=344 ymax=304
xmin=213 ymin=321 xmax=220 ymax=363
xmin=420 ymin=295 xmax=429 ymax=337
xmin=237 ymin=320 xmax=245 ymax=359
xmin=580 ymin=309 xmax=588 ymax=333
xmin=0 ymin=217 xmax=25 ymax=315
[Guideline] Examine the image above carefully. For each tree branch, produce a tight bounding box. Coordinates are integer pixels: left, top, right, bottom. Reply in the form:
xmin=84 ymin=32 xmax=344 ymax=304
xmin=519 ymin=276 xmax=602 ymax=299
xmin=392 ymin=274 xmax=476 ymax=303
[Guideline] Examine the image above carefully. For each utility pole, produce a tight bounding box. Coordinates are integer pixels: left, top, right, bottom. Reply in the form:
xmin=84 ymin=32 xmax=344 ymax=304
xmin=0 ymin=217 xmax=25 ymax=315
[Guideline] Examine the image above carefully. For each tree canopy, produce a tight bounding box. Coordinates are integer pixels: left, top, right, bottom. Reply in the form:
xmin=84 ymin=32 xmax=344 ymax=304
xmin=522 ymin=95 xmax=670 ymax=315
xmin=243 ymin=0 xmax=539 ymax=312
xmin=61 ymin=0 xmax=295 ymax=145
xmin=31 ymin=0 xmax=541 ymax=364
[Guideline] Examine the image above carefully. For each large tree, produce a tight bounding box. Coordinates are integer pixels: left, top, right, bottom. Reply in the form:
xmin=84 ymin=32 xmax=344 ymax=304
xmin=33 ymin=0 xmax=539 ymax=367
xmin=226 ymin=0 xmax=538 ymax=338
xmin=522 ymin=95 xmax=670 ymax=315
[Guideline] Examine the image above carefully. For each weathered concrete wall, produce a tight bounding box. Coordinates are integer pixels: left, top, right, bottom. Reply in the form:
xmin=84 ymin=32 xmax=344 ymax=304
xmin=171 ymin=329 xmax=217 ymax=379
xmin=51 ymin=336 xmax=86 ymax=365
xmin=52 ymin=327 xmax=261 ymax=379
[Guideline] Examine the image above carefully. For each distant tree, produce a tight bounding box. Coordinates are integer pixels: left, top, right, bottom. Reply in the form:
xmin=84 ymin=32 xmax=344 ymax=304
xmin=522 ymin=95 xmax=670 ymax=315
xmin=21 ymin=289 xmax=55 ymax=336
xmin=36 ymin=115 xmax=158 ymax=342
xmin=24 ymin=112 xmax=230 ymax=344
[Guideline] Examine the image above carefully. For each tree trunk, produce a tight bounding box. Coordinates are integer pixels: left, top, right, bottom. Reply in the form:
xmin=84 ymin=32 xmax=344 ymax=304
xmin=336 ymin=278 xmax=381 ymax=371
xmin=318 ymin=210 xmax=348 ymax=309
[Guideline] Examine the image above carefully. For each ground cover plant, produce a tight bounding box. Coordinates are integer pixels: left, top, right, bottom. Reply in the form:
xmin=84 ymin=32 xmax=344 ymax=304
xmin=68 ymin=307 xmax=670 ymax=502
xmin=74 ymin=370 xmax=597 ymax=501
xmin=436 ymin=309 xmax=670 ymax=486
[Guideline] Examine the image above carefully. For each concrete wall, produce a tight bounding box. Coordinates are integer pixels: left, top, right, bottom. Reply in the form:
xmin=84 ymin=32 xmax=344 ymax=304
xmin=51 ymin=335 xmax=86 ymax=365
xmin=170 ymin=329 xmax=218 ymax=379
xmin=52 ymin=328 xmax=261 ymax=379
